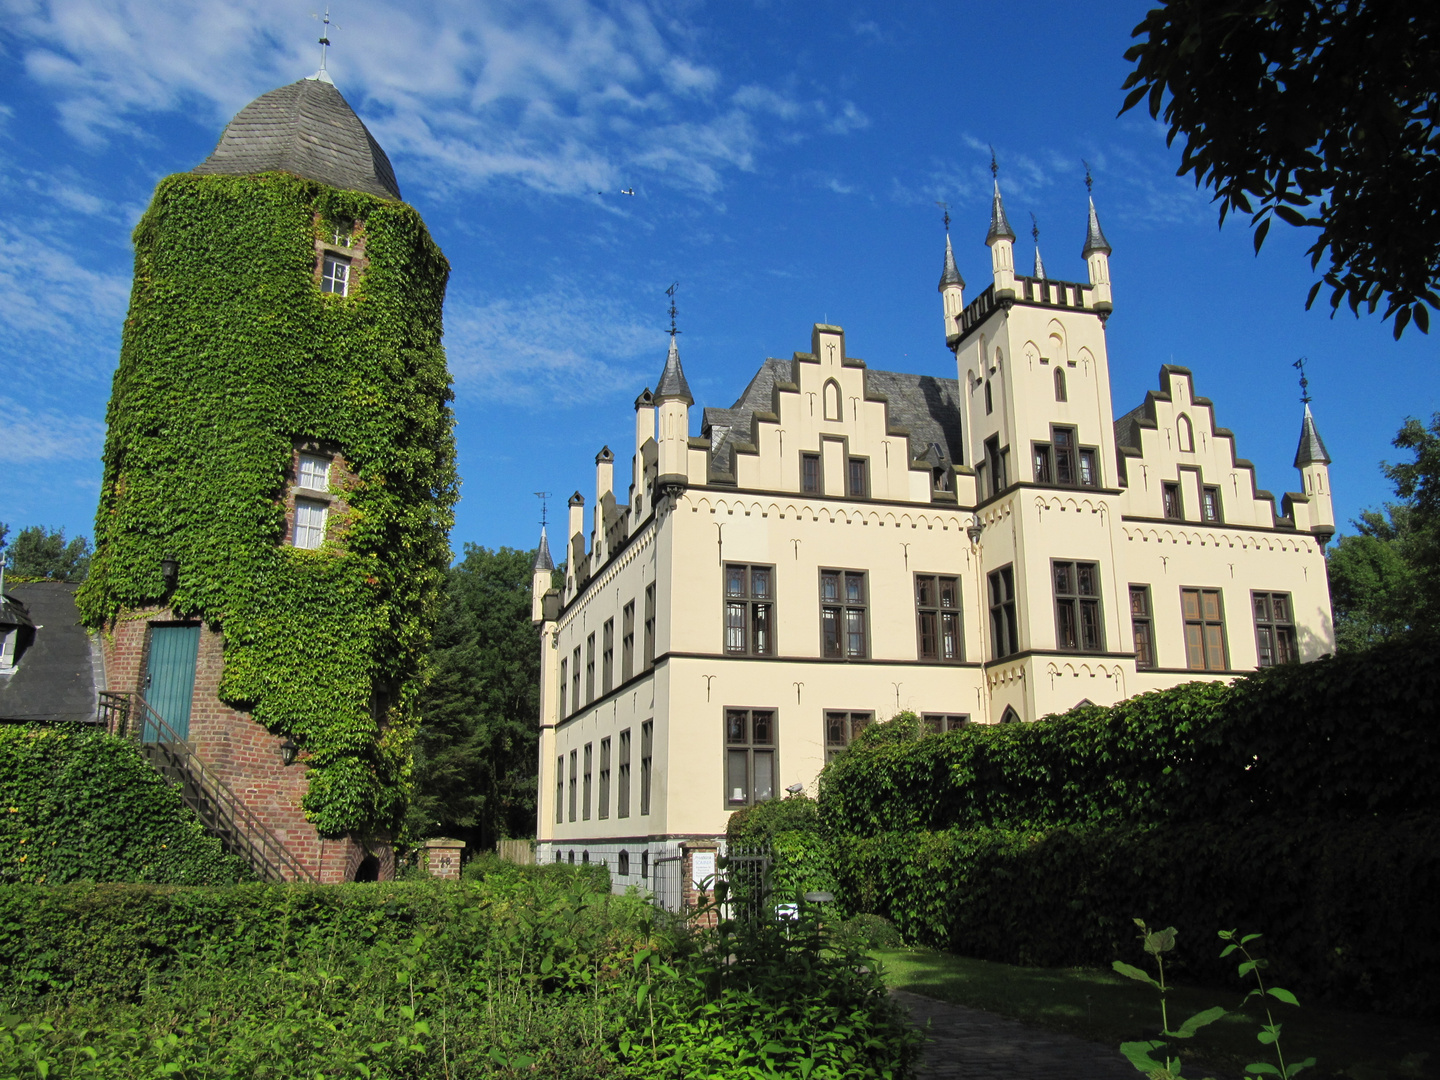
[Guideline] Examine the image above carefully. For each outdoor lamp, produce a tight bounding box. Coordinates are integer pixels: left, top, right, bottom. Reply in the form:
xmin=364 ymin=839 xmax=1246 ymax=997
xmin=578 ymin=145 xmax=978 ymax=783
xmin=966 ymin=515 xmax=983 ymax=545
xmin=785 ymin=783 xmax=804 ymax=796
xmin=160 ymin=555 xmax=180 ymax=591
xmin=280 ymin=737 xmax=299 ymax=766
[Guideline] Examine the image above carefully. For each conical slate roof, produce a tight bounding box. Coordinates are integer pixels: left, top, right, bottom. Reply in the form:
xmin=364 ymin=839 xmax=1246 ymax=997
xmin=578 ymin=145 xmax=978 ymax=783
xmin=1294 ymin=405 xmax=1331 ymax=467
xmin=655 ymin=336 xmax=693 ymax=405
xmin=533 ymin=527 xmax=555 ymax=572
xmin=1033 ymin=244 xmax=1046 ymax=280
xmin=1081 ymin=196 xmax=1111 ymax=258
xmin=193 ymin=77 xmax=401 ymax=201
xmin=985 ymin=181 xmax=1016 ymax=245
xmin=938 ymin=234 xmax=965 ymax=291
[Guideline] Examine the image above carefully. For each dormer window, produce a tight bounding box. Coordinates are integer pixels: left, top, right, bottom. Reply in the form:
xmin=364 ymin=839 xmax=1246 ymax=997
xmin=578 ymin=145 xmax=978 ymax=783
xmin=298 ymin=453 xmax=330 ymax=491
xmin=322 ymin=254 xmax=350 ymax=295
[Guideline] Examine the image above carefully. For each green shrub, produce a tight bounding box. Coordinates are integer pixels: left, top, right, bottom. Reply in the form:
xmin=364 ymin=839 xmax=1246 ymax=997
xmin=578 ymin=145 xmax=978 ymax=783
xmin=835 ymin=813 xmax=1440 ymax=1017
xmin=462 ymin=850 xmax=611 ymax=893
xmin=0 ymin=725 xmax=250 ymax=886
xmin=726 ymin=792 xmax=821 ymax=843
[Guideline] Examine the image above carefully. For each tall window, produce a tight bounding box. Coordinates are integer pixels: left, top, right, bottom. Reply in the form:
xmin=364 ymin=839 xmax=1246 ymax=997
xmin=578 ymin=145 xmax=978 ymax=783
xmin=555 ymin=756 xmax=564 ymax=824
xmin=847 ymin=457 xmax=869 ymax=498
xmin=585 ymin=633 xmax=595 ymax=703
xmin=641 ymin=851 xmax=649 ymax=880
xmin=640 ymin=720 xmax=653 ymax=815
xmin=602 ymin=619 xmax=614 ymax=694
xmin=923 ymin=713 xmax=969 ymax=733
xmin=823 ymin=379 xmax=842 ymax=421
xmin=1182 ymin=587 xmax=1227 ymax=670
xmin=915 ymin=574 xmax=961 ymax=661
xmin=824 ymin=710 xmax=871 ymax=763
xmin=724 ymin=564 xmax=774 ymax=656
xmin=570 ymin=647 xmax=581 ymax=712
xmin=582 ymin=743 xmax=593 ymax=820
xmin=984 ymin=379 xmax=993 ymax=414
xmin=984 ymin=435 xmax=1007 ymax=496
xmin=621 ymin=602 xmax=635 ymax=682
xmin=1053 ymin=560 xmax=1103 ymax=651
xmin=1253 ymin=592 xmax=1297 ymax=667
xmin=1033 ymin=443 xmax=1052 ymax=484
xmin=298 ymin=453 xmax=330 ymax=491
xmin=567 ymin=750 xmax=577 ymax=822
xmin=293 ymin=499 xmax=327 ymax=549
xmin=802 ymin=453 xmax=821 ymax=494
xmin=321 ymin=254 xmax=350 ymax=295
xmin=988 ymin=566 xmax=1019 ymax=659
xmin=1177 ymin=413 xmax=1194 ymax=453
xmin=617 ymin=850 xmax=629 ymax=876
xmin=617 ymin=729 xmax=632 ymax=818
xmin=726 ymin=708 xmax=776 ymax=805
xmin=1130 ymin=585 xmax=1155 ymax=669
xmin=1054 ymin=367 xmax=1067 ymax=402
xmin=1053 ymin=427 xmax=1077 ymax=485
xmin=598 ymin=737 xmax=611 ymax=819
xmin=1163 ymin=482 xmax=1183 ymax=520
xmin=559 ymin=658 xmax=568 ymax=716
xmin=1202 ymin=486 xmax=1222 ymax=523
xmin=643 ymin=584 xmax=655 ymax=668
xmin=820 ymin=569 xmax=868 ymax=659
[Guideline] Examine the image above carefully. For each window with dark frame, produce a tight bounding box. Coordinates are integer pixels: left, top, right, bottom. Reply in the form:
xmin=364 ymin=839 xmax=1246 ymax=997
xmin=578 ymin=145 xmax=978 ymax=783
xmin=1053 ymin=560 xmax=1103 ymax=651
xmin=598 ymin=737 xmax=611 ymax=819
xmin=824 ymin=710 xmax=872 ymax=762
xmin=640 ymin=720 xmax=653 ymax=815
xmin=1130 ymin=585 xmax=1155 ymax=669
xmin=1033 ymin=426 xmax=1098 ymax=489
xmin=559 ymin=658 xmax=568 ymax=716
xmin=1182 ymin=587 xmax=1228 ymax=670
xmin=724 ymin=564 xmax=775 ymax=656
xmin=1163 ymin=482 xmax=1183 ymax=520
xmin=802 ymin=453 xmax=821 ymax=494
xmin=567 ymin=749 xmax=577 ymax=822
xmin=321 ymin=254 xmax=350 ymax=295
xmin=1202 ymin=486 xmax=1222 ymax=522
xmin=915 ymin=574 xmax=962 ymax=661
xmin=988 ymin=565 xmax=1019 ymax=659
xmin=726 ymin=708 xmax=777 ymax=804
xmin=602 ymin=619 xmax=614 ymax=694
xmin=617 ymin=729 xmax=631 ymax=817
xmin=570 ymin=646 xmax=581 ymax=713
xmin=582 ymin=742 xmax=592 ymax=820
xmin=641 ymin=851 xmax=649 ymax=880
xmin=585 ymin=633 xmax=595 ymax=703
xmin=1033 ymin=442 xmax=1052 ymax=484
xmin=984 ymin=436 xmax=1006 ymax=496
xmin=923 ymin=713 xmax=969 ymax=734
xmin=643 ymin=584 xmax=655 ymax=669
xmin=984 ymin=379 xmax=993 ymax=414
xmin=1054 ymin=367 xmax=1067 ymax=401
xmin=820 ymin=569 xmax=868 ymax=659
xmin=621 ymin=602 xmax=635 ymax=682
xmin=847 ymin=457 xmax=869 ymax=498
xmin=555 ymin=755 xmax=564 ymax=824
xmin=1253 ymin=592 xmax=1297 ymax=667
xmin=618 ymin=850 xmax=630 ymax=876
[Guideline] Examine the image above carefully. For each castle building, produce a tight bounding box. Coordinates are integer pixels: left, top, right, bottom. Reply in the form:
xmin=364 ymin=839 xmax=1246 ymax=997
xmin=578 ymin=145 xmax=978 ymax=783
xmin=531 ymin=184 xmax=1336 ymax=902
xmin=80 ymin=67 xmax=457 ymax=882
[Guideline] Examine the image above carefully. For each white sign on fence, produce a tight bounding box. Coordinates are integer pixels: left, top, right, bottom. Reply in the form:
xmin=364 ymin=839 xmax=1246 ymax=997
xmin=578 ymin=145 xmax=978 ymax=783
xmin=691 ymin=850 xmax=716 ymax=890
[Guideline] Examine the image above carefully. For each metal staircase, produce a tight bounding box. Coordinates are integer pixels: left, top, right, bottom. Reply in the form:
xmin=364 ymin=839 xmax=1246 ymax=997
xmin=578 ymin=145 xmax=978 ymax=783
xmin=98 ymin=691 xmax=319 ymax=883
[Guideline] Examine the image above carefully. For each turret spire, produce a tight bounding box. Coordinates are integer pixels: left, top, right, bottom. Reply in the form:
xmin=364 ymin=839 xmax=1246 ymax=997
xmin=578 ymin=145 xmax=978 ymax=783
xmin=1292 ymin=358 xmax=1330 ymax=466
xmin=1080 ymin=163 xmax=1111 ymax=257
xmin=655 ymin=283 xmax=693 ymax=404
xmin=1031 ymin=213 xmax=1046 ymax=280
xmin=311 ymin=4 xmax=337 ymax=84
xmin=533 ymin=492 xmax=555 ymax=571
xmin=938 ymin=233 xmax=965 ymax=290
xmin=985 ymin=182 xmax=1016 ymax=245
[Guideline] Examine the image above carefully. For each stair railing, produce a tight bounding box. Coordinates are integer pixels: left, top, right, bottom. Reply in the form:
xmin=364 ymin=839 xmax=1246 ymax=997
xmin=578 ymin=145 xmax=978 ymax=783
xmin=98 ymin=690 xmax=319 ymax=883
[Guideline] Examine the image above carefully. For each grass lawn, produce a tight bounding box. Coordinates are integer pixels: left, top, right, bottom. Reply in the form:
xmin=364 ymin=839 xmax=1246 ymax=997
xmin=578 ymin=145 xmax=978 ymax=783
xmin=872 ymin=946 xmax=1438 ymax=1080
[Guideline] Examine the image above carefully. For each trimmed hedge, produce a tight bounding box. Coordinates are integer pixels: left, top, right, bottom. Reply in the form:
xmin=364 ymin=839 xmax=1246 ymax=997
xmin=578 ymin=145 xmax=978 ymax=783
xmin=834 ymin=814 xmax=1440 ymax=1018
xmin=820 ymin=638 xmax=1440 ymax=838
xmin=0 ymin=725 xmax=250 ymax=886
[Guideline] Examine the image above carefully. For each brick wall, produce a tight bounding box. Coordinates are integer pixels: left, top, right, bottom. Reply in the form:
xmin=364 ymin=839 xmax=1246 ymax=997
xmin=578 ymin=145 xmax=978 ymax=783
xmin=103 ymin=605 xmax=388 ymax=883
xmin=680 ymin=841 xmax=720 ymax=930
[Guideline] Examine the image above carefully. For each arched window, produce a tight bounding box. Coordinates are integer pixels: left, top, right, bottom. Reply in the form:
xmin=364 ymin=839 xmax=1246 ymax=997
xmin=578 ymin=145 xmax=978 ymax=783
xmin=618 ymin=850 xmax=630 ymax=876
xmin=823 ymin=379 xmax=842 ymax=421
xmin=1054 ymin=367 xmax=1067 ymax=402
xmin=984 ymin=380 xmax=993 ymax=415
xmin=1177 ymin=413 xmax=1194 ymax=453
xmin=1000 ymin=705 xmax=1021 ymax=724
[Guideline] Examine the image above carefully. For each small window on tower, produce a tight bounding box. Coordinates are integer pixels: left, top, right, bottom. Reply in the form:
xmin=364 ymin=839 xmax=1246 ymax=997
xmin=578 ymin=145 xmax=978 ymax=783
xmin=298 ymin=453 xmax=330 ymax=491
xmin=293 ymin=498 xmax=327 ymax=549
xmin=322 ymin=254 xmax=350 ymax=296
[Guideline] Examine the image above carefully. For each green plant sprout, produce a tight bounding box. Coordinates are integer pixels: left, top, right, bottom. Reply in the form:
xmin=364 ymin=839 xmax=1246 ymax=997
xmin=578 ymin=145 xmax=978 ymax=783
xmin=1114 ymin=918 xmax=1226 ymax=1079
xmin=1218 ymin=929 xmax=1315 ymax=1079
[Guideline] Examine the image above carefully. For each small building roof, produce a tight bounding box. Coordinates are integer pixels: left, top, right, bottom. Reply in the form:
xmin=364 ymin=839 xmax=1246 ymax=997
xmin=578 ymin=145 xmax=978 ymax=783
xmin=0 ymin=583 xmax=101 ymax=724
xmin=193 ymin=77 xmax=402 ymax=201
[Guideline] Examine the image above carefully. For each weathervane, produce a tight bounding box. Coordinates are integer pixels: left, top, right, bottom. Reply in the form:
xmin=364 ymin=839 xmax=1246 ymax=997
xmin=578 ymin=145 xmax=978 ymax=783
xmin=666 ymin=282 xmax=681 ymax=338
xmin=535 ymin=491 xmax=552 ymax=530
xmin=312 ymin=5 xmax=339 ymax=78
xmin=1293 ymin=357 xmax=1311 ymax=406
xmin=1083 ymin=159 xmax=1094 ymax=195
xmin=935 ymin=201 xmax=950 ymax=232
xmin=989 ymin=146 xmax=998 ymax=180
xmin=1030 ymin=212 xmax=1040 ymax=245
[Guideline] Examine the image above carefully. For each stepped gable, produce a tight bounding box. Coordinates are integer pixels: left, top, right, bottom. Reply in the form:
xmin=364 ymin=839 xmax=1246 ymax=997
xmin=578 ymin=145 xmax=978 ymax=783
xmin=193 ymin=77 xmax=401 ymax=201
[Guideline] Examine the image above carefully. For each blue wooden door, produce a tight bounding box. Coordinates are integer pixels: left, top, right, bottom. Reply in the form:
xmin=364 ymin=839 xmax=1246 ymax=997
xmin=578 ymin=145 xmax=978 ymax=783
xmin=144 ymin=625 xmax=200 ymax=741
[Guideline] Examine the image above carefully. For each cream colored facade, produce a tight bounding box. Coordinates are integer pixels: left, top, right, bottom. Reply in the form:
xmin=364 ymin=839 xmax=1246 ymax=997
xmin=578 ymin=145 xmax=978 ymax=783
xmin=529 ymin=189 xmax=1336 ymax=902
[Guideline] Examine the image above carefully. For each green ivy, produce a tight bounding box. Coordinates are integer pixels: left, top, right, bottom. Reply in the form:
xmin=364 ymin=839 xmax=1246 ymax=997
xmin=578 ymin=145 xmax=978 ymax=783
xmin=0 ymin=725 xmax=250 ymax=887
xmin=77 ymin=172 xmax=458 ymax=836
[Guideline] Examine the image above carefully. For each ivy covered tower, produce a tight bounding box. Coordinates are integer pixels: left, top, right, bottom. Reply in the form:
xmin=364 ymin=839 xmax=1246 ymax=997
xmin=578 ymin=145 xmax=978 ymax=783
xmin=79 ymin=73 xmax=457 ymax=882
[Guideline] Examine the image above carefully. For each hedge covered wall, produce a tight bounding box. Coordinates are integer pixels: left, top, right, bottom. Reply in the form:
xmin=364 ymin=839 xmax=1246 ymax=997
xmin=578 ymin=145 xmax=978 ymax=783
xmin=0 ymin=725 xmax=250 ymax=886
xmin=78 ymin=172 xmax=458 ymax=836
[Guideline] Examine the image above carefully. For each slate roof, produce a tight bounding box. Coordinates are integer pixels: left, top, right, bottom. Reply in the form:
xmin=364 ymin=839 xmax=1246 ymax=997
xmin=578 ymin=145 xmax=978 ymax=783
xmin=986 ymin=181 xmax=1017 ymax=245
xmin=655 ymin=337 xmax=693 ymax=404
xmin=193 ymin=77 xmax=402 ymax=201
xmin=701 ymin=358 xmax=965 ymax=480
xmin=1082 ymin=196 xmax=1112 ymax=258
xmin=1294 ymin=405 xmax=1331 ymax=467
xmin=0 ymin=583 xmax=102 ymax=724
xmin=938 ymin=234 xmax=965 ymax=290
xmin=1113 ymin=402 xmax=1150 ymax=453
xmin=534 ymin=528 xmax=555 ymax=572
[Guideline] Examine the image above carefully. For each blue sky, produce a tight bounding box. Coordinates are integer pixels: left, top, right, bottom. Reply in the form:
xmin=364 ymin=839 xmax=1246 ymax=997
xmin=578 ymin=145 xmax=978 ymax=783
xmin=1 ymin=0 xmax=1434 ymax=557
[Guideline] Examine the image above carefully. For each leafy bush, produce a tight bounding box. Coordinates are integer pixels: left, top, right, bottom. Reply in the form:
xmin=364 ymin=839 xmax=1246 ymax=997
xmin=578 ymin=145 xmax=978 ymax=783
xmin=726 ymin=792 xmax=822 ymax=843
xmin=821 ymin=638 xmax=1440 ymax=838
xmin=462 ymin=850 xmax=611 ymax=893
xmin=834 ymin=813 xmax=1440 ymax=1017
xmin=0 ymin=725 xmax=250 ymax=886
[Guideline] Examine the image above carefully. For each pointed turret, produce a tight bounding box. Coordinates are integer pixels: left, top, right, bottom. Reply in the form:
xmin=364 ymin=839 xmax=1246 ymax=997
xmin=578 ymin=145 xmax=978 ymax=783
xmin=656 ymin=337 xmax=691 ymax=491
xmin=531 ymin=527 xmax=556 ymax=623
xmin=1293 ymin=404 xmax=1335 ymax=541
xmin=1081 ymin=193 xmax=1113 ymax=314
xmin=655 ymin=336 xmax=693 ymax=405
xmin=1031 ymin=215 xmax=1047 ymax=281
xmin=985 ymin=179 xmax=1017 ymax=301
xmin=1293 ymin=404 xmax=1331 ymax=467
xmin=1081 ymin=197 xmax=1112 ymax=258
xmin=938 ymin=232 xmax=966 ymax=345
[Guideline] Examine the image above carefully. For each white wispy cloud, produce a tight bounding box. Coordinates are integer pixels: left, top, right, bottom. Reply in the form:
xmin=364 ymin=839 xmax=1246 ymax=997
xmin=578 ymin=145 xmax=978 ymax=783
xmin=0 ymin=397 xmax=106 ymax=463
xmin=0 ymin=219 xmax=129 ymax=350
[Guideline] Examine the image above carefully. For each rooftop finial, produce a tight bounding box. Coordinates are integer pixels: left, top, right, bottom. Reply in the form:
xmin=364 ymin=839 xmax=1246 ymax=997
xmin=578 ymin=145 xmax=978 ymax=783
xmin=1293 ymin=356 xmax=1312 ymax=406
xmin=535 ymin=491 xmax=552 ymax=530
xmin=936 ymin=200 xmax=951 ymax=233
xmin=311 ymin=5 xmax=339 ymax=83
xmin=990 ymin=146 xmax=998 ymax=181
xmin=1083 ymin=159 xmax=1094 ymax=195
xmin=666 ymin=281 xmax=680 ymax=339
xmin=1030 ymin=213 xmax=1046 ymax=280
xmin=985 ymin=152 xmax=1016 ymax=246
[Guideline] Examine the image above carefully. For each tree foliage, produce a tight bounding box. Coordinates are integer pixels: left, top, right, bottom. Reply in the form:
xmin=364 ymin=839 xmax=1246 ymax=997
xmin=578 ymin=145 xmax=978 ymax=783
xmin=1121 ymin=0 xmax=1440 ymax=338
xmin=1327 ymin=414 xmax=1440 ymax=646
xmin=3 ymin=526 xmax=91 ymax=582
xmin=408 ymin=545 xmax=542 ymax=850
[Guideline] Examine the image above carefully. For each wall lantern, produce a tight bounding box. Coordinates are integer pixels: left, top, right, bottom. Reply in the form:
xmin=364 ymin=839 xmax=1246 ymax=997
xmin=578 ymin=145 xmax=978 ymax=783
xmin=160 ymin=555 xmax=180 ymax=592
xmin=784 ymin=783 xmax=804 ymax=796
xmin=280 ymin=737 xmax=299 ymax=766
xmin=966 ymin=515 xmax=984 ymax=545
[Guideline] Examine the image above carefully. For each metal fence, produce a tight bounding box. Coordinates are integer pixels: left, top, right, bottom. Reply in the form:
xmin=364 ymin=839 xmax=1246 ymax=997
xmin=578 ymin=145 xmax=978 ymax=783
xmin=721 ymin=843 xmax=772 ymax=926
